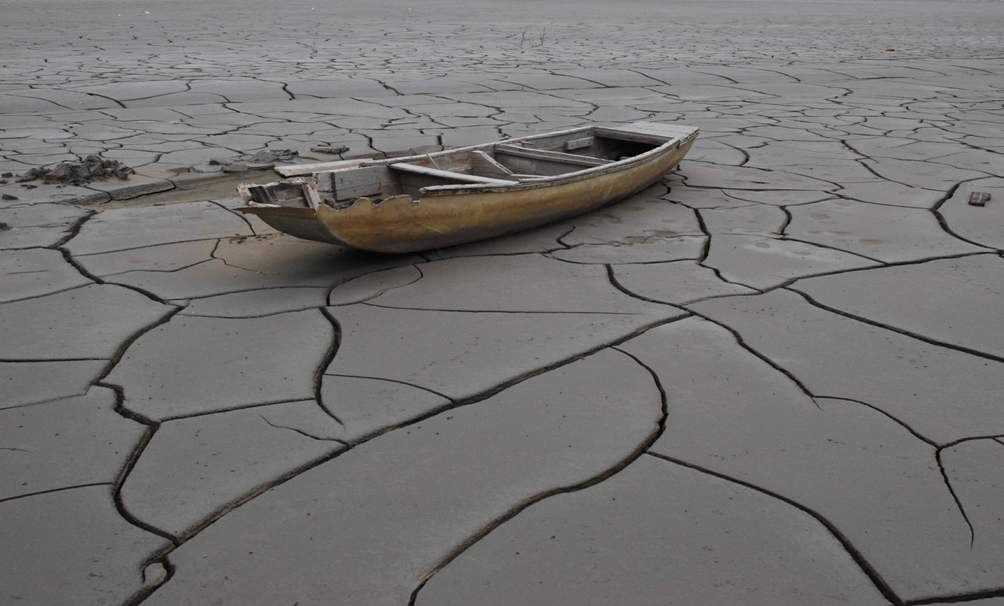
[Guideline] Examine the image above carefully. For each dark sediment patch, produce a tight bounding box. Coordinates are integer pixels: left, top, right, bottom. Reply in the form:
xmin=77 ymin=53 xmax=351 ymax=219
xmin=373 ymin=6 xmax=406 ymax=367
xmin=17 ymin=155 xmax=134 ymax=186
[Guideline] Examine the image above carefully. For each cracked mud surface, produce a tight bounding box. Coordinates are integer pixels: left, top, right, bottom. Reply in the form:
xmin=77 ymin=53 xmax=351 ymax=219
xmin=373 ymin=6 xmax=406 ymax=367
xmin=2 ymin=0 xmax=1004 ymax=604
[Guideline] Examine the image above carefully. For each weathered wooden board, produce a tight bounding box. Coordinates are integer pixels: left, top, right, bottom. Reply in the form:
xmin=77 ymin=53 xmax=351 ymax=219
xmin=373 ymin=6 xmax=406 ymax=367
xmin=390 ymin=163 xmax=517 ymax=186
xmin=494 ymin=144 xmax=611 ymax=167
xmin=595 ymin=123 xmax=697 ymax=145
xmin=275 ymin=158 xmax=371 ymax=177
xmin=564 ymin=136 xmax=594 ymax=151
xmin=470 ymin=150 xmax=515 ymax=179
xmin=333 ymin=166 xmax=390 ymax=201
xmin=244 ymin=181 xmax=310 ymax=208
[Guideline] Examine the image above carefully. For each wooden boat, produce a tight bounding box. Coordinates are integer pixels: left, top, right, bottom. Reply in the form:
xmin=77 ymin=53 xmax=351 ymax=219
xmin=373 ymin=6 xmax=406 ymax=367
xmin=237 ymin=121 xmax=698 ymax=253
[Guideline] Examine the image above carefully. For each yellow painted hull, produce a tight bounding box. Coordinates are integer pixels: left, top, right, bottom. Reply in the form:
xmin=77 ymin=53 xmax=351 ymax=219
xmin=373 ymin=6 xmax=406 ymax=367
xmin=244 ymin=138 xmax=693 ymax=254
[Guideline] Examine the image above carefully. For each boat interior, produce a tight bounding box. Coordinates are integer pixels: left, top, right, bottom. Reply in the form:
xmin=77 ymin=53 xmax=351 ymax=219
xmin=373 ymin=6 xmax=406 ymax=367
xmin=243 ymin=126 xmax=674 ymax=209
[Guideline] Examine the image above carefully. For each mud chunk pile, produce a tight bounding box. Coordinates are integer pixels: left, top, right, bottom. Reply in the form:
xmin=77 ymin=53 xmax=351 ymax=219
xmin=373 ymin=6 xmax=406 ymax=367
xmin=18 ymin=155 xmax=134 ymax=185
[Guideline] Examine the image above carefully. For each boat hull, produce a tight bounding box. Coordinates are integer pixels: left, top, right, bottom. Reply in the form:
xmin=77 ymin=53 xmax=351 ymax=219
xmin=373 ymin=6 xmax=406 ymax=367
xmin=243 ymin=130 xmax=695 ymax=254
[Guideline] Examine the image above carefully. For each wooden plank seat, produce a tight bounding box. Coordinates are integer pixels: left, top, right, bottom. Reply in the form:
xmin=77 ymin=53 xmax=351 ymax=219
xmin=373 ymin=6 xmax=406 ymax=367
xmin=492 ymin=143 xmax=613 ymax=178
xmin=389 ymin=162 xmax=518 ymax=186
xmin=493 ymin=144 xmax=612 ymax=167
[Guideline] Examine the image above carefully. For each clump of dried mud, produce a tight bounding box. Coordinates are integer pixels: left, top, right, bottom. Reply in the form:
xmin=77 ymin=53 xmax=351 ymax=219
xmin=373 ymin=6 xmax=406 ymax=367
xmin=18 ymin=155 xmax=134 ymax=185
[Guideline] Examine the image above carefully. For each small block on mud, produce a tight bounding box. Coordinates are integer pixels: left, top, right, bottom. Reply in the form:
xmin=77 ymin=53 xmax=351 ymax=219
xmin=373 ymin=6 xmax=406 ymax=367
xmin=968 ymin=191 xmax=991 ymax=207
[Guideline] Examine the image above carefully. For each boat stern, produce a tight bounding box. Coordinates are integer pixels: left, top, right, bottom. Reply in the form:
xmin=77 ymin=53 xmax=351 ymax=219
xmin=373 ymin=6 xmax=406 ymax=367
xmin=236 ymin=178 xmax=349 ymax=247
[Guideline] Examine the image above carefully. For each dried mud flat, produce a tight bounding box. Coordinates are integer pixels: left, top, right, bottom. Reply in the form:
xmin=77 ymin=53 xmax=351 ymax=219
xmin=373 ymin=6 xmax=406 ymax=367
xmin=2 ymin=1 xmax=1004 ymax=605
